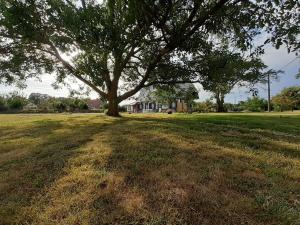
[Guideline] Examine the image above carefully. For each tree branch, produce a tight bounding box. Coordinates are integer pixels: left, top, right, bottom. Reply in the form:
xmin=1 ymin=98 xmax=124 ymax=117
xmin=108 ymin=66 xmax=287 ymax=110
xmin=187 ymin=0 xmax=231 ymax=37
xmin=119 ymin=1 xmax=230 ymax=102
xmin=47 ymin=41 xmax=108 ymax=98
xmin=81 ymin=0 xmax=86 ymax=9
xmin=144 ymin=79 xmax=200 ymax=87
xmin=118 ymin=47 xmax=171 ymax=102
xmin=65 ymin=0 xmax=77 ymax=9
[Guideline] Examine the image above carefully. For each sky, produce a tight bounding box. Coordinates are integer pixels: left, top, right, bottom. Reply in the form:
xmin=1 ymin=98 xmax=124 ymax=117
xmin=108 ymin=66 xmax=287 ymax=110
xmin=220 ymin=45 xmax=300 ymax=103
xmin=0 ymin=43 xmax=299 ymax=104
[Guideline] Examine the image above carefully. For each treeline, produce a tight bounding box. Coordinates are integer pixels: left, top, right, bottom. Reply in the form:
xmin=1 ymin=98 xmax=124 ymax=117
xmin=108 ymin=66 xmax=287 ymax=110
xmin=194 ymin=86 xmax=300 ymax=113
xmin=0 ymin=92 xmax=103 ymax=113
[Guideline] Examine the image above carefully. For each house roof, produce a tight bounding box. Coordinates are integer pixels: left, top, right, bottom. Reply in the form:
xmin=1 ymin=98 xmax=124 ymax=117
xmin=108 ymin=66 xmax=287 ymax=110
xmin=136 ymin=86 xmax=156 ymax=102
xmin=86 ymin=99 xmax=102 ymax=109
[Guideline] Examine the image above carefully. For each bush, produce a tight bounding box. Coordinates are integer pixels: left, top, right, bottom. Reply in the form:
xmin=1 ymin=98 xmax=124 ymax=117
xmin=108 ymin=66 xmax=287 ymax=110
xmin=224 ymin=103 xmax=242 ymax=112
xmin=194 ymin=100 xmax=216 ymax=113
xmin=70 ymin=99 xmax=89 ymax=111
xmin=272 ymin=86 xmax=300 ymax=111
xmin=52 ymin=101 xmax=67 ymax=112
xmin=241 ymin=97 xmax=268 ymax=112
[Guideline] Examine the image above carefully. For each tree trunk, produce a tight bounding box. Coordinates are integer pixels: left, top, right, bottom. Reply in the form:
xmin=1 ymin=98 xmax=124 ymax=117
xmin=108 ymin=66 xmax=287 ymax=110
xmin=106 ymin=98 xmax=120 ymax=117
xmin=216 ymin=94 xmax=225 ymax=112
xmin=105 ymin=79 xmax=121 ymax=117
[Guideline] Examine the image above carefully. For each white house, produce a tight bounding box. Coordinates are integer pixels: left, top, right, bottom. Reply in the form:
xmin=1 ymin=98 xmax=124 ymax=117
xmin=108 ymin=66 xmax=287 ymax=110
xmin=126 ymin=84 xmax=197 ymax=113
xmin=23 ymin=103 xmax=38 ymax=111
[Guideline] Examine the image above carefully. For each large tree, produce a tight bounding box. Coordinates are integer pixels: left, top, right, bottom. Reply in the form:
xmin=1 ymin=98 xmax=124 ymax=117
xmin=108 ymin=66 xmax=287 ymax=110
xmin=195 ymin=48 xmax=279 ymax=112
xmin=0 ymin=0 xmax=299 ymax=116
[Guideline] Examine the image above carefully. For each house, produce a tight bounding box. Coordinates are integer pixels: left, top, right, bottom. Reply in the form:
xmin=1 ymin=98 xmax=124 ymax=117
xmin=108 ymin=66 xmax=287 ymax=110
xmin=126 ymin=84 xmax=197 ymax=113
xmin=23 ymin=103 xmax=38 ymax=111
xmin=86 ymin=99 xmax=103 ymax=110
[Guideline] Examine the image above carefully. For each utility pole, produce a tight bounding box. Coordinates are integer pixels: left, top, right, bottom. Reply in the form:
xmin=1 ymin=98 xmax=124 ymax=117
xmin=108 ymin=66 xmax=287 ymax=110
xmin=267 ymin=73 xmax=271 ymax=112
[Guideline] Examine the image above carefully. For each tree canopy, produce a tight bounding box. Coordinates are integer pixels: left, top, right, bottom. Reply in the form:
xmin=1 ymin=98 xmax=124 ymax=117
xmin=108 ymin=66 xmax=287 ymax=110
xmin=193 ymin=47 xmax=280 ymax=112
xmin=0 ymin=0 xmax=299 ymax=116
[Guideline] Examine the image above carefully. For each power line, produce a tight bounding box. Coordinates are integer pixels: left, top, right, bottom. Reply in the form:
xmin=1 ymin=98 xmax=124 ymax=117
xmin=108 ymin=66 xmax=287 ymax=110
xmin=278 ymin=56 xmax=300 ymax=70
xmin=266 ymin=56 xmax=299 ymax=112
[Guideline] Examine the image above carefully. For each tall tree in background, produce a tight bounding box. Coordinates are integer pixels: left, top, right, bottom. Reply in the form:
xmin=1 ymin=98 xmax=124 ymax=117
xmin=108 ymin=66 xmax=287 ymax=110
xmin=0 ymin=0 xmax=299 ymax=116
xmin=196 ymin=48 xmax=279 ymax=112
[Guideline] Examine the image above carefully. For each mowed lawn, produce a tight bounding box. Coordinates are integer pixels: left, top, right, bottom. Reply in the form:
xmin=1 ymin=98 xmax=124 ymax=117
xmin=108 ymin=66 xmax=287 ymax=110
xmin=0 ymin=112 xmax=300 ymax=225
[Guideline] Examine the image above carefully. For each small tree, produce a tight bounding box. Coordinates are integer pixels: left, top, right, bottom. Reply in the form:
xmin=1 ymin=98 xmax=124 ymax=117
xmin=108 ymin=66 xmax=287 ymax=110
xmin=241 ymin=97 xmax=268 ymax=112
xmin=182 ymin=85 xmax=199 ymax=111
xmin=272 ymin=86 xmax=300 ymax=111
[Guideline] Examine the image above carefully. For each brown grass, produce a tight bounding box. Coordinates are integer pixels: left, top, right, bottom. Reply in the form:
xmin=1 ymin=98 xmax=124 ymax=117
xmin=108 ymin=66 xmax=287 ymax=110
xmin=0 ymin=112 xmax=300 ymax=225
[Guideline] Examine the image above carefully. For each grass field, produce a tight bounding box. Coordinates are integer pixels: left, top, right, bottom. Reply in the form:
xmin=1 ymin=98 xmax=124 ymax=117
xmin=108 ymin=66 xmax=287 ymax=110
xmin=0 ymin=112 xmax=300 ymax=225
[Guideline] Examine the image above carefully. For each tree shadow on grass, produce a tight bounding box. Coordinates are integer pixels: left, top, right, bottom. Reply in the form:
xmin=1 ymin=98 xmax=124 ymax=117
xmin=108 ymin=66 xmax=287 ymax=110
xmin=129 ymin=116 xmax=300 ymax=159
xmin=0 ymin=115 xmax=299 ymax=225
xmin=89 ymin=117 xmax=299 ymax=225
xmin=0 ymin=116 xmax=117 ymax=225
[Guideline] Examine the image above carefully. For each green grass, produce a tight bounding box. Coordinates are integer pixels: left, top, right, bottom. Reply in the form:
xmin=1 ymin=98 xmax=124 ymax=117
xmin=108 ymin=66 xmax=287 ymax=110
xmin=0 ymin=112 xmax=300 ymax=225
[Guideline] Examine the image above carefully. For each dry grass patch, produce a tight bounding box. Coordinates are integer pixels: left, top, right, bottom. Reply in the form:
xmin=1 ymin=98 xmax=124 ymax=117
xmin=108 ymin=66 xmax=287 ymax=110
xmin=0 ymin=112 xmax=300 ymax=225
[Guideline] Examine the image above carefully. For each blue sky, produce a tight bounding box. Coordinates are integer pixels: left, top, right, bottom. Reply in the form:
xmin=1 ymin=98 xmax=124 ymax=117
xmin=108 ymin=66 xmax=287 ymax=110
xmin=222 ymin=45 xmax=300 ymax=103
xmin=0 ymin=43 xmax=299 ymax=103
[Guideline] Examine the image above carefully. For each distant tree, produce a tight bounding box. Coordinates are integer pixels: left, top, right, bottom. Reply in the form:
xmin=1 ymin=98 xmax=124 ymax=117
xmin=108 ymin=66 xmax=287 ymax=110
xmin=1 ymin=0 xmax=299 ymax=116
xmin=182 ymin=85 xmax=199 ymax=110
xmin=78 ymin=100 xmax=89 ymax=110
xmin=70 ymin=98 xmax=89 ymax=111
xmin=28 ymin=93 xmax=51 ymax=105
xmin=195 ymin=47 xmax=279 ymax=112
xmin=153 ymin=86 xmax=180 ymax=108
xmin=6 ymin=92 xmax=27 ymax=110
xmin=241 ymin=97 xmax=268 ymax=112
xmin=194 ymin=100 xmax=216 ymax=113
xmin=52 ymin=100 xmax=67 ymax=112
xmin=272 ymin=86 xmax=300 ymax=111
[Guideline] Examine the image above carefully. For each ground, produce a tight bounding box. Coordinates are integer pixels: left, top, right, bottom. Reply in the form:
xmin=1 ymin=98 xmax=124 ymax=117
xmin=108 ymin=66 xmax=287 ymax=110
xmin=0 ymin=112 xmax=299 ymax=225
